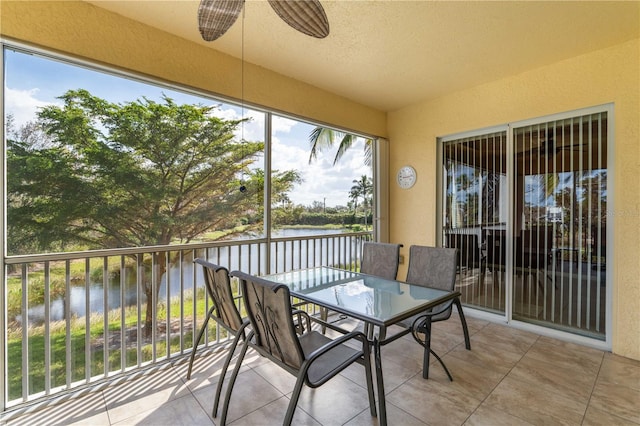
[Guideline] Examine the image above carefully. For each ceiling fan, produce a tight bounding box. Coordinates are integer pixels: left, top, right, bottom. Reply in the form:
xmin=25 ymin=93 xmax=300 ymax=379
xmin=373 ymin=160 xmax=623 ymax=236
xmin=198 ymin=0 xmax=330 ymax=41
xmin=519 ymin=129 xmax=583 ymax=158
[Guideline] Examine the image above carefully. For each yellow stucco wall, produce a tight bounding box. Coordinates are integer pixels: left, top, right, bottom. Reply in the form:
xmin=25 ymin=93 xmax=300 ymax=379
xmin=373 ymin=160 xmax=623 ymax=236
xmin=388 ymin=39 xmax=640 ymax=360
xmin=0 ymin=0 xmax=386 ymax=137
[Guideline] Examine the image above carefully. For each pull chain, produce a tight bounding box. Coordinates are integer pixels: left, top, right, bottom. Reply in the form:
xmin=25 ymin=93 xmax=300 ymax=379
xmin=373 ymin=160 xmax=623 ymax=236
xmin=239 ymin=3 xmax=247 ymax=193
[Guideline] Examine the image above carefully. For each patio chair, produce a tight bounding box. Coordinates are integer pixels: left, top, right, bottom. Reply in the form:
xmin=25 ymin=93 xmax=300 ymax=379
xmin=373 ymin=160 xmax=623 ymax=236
xmin=187 ymin=259 xmax=249 ymax=418
xmin=402 ymin=245 xmax=471 ymax=380
xmin=445 ymin=232 xmax=486 ymax=286
xmin=360 ymin=241 xmax=403 ymax=279
xmin=222 ymin=271 xmax=377 ymax=426
xmin=327 ymin=240 xmax=402 ymax=325
xmin=485 ymin=229 xmax=507 ymax=286
xmin=319 ymin=241 xmax=402 ymax=333
xmin=590 ymin=224 xmax=606 ymax=269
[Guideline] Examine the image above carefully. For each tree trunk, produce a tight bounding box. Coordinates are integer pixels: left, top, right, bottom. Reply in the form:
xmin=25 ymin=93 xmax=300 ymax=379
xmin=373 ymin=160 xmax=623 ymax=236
xmin=143 ymin=251 xmax=167 ymax=339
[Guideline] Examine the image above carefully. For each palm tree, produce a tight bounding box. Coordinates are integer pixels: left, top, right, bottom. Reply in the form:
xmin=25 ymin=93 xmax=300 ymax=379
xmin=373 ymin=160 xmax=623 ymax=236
xmin=350 ymin=175 xmax=372 ymax=228
xmin=308 ymin=127 xmax=373 ymax=166
xmin=349 ymin=186 xmax=360 ymax=213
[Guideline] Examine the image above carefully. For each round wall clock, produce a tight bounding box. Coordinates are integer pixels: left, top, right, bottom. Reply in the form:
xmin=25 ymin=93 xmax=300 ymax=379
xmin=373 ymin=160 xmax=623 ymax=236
xmin=396 ymin=165 xmax=417 ymax=189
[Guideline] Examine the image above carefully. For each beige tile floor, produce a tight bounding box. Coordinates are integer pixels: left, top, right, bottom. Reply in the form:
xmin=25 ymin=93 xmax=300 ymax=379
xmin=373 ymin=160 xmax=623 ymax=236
xmin=2 ymin=314 xmax=639 ymax=425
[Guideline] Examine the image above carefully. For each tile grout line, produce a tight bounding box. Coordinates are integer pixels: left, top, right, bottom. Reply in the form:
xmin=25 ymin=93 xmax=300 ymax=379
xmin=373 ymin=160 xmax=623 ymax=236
xmin=99 ymin=389 xmax=112 ymax=426
xmin=460 ymin=331 xmax=542 ymax=425
xmin=441 ymin=320 xmax=496 ymax=425
xmin=579 ymin=351 xmax=605 ymax=425
xmin=223 ymin=361 xmax=293 ymax=424
xmin=410 ymin=319 xmax=494 ymax=426
xmin=173 ymin=364 xmax=216 ymax=426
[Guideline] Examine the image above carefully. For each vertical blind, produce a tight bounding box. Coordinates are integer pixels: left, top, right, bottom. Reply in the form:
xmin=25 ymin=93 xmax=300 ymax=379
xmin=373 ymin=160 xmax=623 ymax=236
xmin=443 ymin=111 xmax=607 ymax=340
xmin=513 ymin=112 xmax=607 ymax=339
xmin=443 ymin=131 xmax=507 ymax=315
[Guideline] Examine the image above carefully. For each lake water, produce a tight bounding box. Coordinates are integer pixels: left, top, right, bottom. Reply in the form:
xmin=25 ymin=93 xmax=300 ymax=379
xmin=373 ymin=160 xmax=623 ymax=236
xmin=21 ymin=229 xmax=363 ymax=324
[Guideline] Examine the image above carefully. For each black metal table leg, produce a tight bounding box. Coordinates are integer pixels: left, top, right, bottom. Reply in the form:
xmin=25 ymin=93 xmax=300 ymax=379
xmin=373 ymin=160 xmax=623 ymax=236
xmin=373 ymin=336 xmax=387 ymax=426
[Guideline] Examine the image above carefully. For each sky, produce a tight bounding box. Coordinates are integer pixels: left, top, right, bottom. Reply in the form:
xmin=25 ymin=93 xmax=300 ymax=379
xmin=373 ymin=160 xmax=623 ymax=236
xmin=3 ymin=48 xmax=371 ymax=207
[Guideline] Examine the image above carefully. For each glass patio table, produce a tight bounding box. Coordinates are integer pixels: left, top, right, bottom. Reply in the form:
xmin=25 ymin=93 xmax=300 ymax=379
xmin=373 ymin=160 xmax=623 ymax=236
xmin=261 ymin=266 xmax=461 ymax=426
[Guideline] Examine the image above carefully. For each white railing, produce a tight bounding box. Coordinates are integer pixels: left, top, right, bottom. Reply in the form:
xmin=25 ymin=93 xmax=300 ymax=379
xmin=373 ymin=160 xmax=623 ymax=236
xmin=3 ymin=231 xmax=372 ymax=409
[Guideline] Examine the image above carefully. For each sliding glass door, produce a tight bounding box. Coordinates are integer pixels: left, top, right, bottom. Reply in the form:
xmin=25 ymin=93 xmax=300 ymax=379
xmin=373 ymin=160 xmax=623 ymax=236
xmin=441 ymin=107 xmax=609 ymax=341
xmin=442 ymin=130 xmax=508 ymax=315
xmin=512 ymin=111 xmax=608 ymax=339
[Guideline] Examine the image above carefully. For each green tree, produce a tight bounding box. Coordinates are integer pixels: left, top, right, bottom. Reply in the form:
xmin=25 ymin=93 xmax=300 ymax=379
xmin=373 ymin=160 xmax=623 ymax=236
xmin=7 ymin=89 xmax=299 ymax=336
xmin=350 ymin=175 xmax=372 ymax=228
xmin=308 ymin=127 xmax=373 ymax=166
xmin=309 ymin=200 xmax=325 ymax=213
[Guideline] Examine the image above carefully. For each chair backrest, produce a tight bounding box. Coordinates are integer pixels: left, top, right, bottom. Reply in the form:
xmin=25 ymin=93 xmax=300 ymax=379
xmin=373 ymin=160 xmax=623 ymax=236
xmin=517 ymin=226 xmax=553 ymax=269
xmin=591 ymin=224 xmax=606 ymax=258
xmin=405 ymin=245 xmax=457 ymax=291
xmin=232 ymin=271 xmax=305 ymax=371
xmin=195 ymin=259 xmax=244 ymax=333
xmin=485 ymin=230 xmax=506 ymax=269
xmin=446 ymin=233 xmax=482 ymax=268
xmin=406 ymin=245 xmax=458 ymax=322
xmin=360 ymin=242 xmax=402 ymax=280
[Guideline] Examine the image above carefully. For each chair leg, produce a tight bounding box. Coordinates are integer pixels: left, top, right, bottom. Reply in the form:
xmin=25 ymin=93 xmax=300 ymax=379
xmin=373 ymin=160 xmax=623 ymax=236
xmin=320 ymin=306 xmax=328 ymax=334
xmin=186 ymin=306 xmax=215 ymax=379
xmin=429 ymin=347 xmax=453 ymax=381
xmin=479 ymin=262 xmax=486 ymax=288
xmin=454 ymin=297 xmax=471 ymax=351
xmin=284 ymin=375 xmax=306 ymax=425
xmin=212 ymin=329 xmax=244 ymax=418
xmin=419 ymin=317 xmax=454 ymax=381
xmin=422 ymin=318 xmax=432 ymax=379
xmin=361 ymin=336 xmax=377 ymax=417
xmin=220 ymin=332 xmax=252 ymax=424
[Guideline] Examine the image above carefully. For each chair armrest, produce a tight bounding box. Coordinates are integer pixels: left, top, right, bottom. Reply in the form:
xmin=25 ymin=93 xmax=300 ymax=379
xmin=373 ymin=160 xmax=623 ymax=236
xmin=305 ymin=330 xmax=368 ymax=363
xmin=297 ymin=330 xmax=369 ymax=388
xmin=291 ymin=309 xmax=312 ymax=334
xmin=410 ymin=300 xmax=454 ymax=328
xmin=306 ymin=314 xmax=352 ymax=335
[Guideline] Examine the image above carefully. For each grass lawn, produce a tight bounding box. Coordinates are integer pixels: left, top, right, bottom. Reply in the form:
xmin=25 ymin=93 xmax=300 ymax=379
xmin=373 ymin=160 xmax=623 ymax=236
xmin=5 ymin=289 xmax=224 ymax=402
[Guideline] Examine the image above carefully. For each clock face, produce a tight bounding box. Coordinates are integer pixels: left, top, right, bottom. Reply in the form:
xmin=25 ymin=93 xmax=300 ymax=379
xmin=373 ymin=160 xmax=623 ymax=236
xmin=397 ymin=165 xmax=417 ymax=189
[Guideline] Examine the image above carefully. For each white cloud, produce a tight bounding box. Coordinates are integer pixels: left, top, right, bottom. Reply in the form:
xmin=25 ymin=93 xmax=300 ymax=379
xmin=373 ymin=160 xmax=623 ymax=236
xmin=343 ymin=280 xmax=370 ymax=296
xmin=211 ymin=106 xmax=265 ymax=142
xmin=272 ymin=115 xmax=297 ymax=134
xmin=210 ymin=106 xmax=238 ymax=122
xmin=269 ymin=124 xmax=371 ymax=207
xmin=5 ymin=87 xmax=58 ymax=128
xmin=273 ymin=148 xmax=365 ymax=207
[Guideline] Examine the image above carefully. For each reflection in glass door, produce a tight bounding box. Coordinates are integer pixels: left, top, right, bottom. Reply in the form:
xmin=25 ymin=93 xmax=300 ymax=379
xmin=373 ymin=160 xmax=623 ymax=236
xmin=512 ymin=112 xmax=607 ymax=339
xmin=442 ymin=109 xmax=609 ymax=341
xmin=442 ymin=130 xmax=508 ymax=315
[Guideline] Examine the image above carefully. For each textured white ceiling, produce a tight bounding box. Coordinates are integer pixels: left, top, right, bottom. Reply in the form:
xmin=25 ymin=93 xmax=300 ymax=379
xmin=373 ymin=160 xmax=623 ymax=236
xmin=84 ymin=1 xmax=639 ymax=112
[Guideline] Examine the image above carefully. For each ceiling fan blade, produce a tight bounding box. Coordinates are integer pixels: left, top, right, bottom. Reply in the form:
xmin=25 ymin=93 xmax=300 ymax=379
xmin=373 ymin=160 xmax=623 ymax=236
xmin=558 ymin=142 xmax=584 ymax=150
xmin=198 ymin=0 xmax=244 ymax=41
xmin=267 ymin=0 xmax=330 ymax=38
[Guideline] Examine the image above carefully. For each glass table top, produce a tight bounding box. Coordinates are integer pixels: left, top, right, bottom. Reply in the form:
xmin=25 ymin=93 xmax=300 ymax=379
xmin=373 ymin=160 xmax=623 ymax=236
xmin=262 ymin=266 xmax=455 ymax=326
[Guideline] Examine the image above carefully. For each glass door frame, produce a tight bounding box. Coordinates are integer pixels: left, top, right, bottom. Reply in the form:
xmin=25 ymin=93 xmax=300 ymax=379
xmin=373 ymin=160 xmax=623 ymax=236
xmin=437 ymin=104 xmax=613 ymax=351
